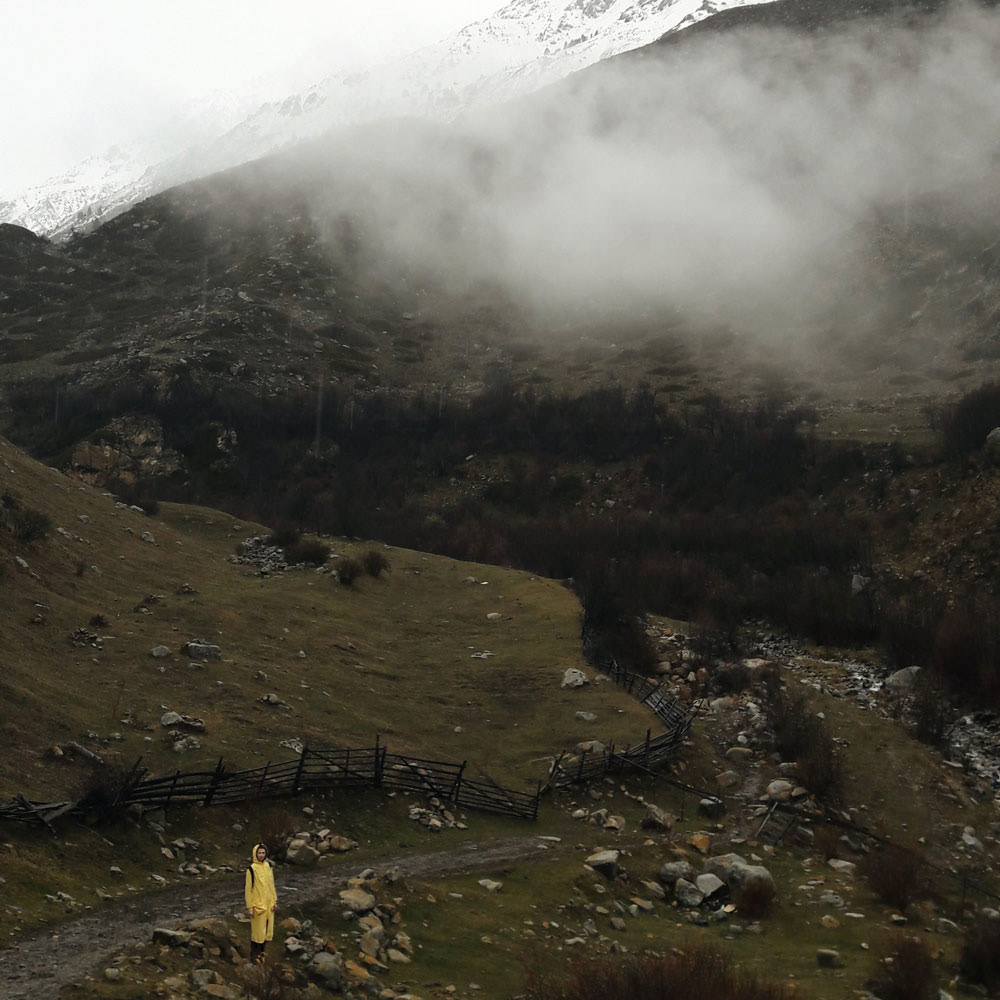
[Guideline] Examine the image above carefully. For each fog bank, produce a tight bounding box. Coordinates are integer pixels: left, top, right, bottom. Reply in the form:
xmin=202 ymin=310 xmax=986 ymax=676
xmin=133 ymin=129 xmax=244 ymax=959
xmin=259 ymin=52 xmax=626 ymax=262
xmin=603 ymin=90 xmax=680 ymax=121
xmin=309 ymin=2 xmax=1000 ymax=336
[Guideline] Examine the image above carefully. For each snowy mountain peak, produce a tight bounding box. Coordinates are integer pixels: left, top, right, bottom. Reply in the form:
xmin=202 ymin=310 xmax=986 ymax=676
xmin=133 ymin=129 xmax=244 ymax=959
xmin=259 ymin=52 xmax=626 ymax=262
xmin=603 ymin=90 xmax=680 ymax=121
xmin=3 ymin=0 xmax=774 ymax=238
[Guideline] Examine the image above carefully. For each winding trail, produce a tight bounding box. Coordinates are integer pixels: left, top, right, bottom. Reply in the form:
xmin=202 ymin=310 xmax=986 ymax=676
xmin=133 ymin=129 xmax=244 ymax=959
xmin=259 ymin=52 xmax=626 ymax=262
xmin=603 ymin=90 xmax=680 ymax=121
xmin=0 ymin=836 xmax=559 ymax=1000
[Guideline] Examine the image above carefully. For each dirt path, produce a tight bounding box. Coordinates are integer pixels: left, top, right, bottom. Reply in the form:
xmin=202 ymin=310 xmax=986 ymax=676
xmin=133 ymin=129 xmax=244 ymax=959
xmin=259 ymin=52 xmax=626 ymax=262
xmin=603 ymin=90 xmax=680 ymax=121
xmin=0 ymin=836 xmax=558 ymax=1000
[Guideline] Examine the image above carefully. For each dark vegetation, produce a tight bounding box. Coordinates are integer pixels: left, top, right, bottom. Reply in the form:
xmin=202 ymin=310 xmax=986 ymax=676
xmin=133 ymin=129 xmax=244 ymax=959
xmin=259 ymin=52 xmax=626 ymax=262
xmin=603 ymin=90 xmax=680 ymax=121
xmin=862 ymin=842 xmax=932 ymax=914
xmin=7 ymin=371 xmax=1000 ymax=697
xmin=762 ymin=683 xmax=842 ymax=798
xmin=522 ymin=946 xmax=796 ymax=1000
xmin=1 ymin=487 xmax=52 ymax=543
xmin=869 ymin=932 xmax=939 ymax=1000
xmin=959 ymin=916 xmax=1000 ymax=994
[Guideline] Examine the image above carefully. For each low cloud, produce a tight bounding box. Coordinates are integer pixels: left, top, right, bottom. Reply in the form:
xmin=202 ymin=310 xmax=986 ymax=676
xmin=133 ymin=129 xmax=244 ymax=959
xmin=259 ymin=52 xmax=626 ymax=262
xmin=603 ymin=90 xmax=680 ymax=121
xmin=307 ymin=1 xmax=1000 ymax=337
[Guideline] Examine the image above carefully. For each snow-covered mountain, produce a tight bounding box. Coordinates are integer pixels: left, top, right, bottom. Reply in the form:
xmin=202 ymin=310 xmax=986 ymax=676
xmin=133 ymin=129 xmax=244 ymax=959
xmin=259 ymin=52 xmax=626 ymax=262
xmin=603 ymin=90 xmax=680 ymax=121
xmin=3 ymin=0 xmax=773 ymax=239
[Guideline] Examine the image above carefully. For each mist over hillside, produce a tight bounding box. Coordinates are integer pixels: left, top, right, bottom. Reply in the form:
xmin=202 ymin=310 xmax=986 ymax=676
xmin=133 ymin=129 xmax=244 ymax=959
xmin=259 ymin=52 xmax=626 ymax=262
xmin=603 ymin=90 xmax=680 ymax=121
xmin=276 ymin=1 xmax=1000 ymax=343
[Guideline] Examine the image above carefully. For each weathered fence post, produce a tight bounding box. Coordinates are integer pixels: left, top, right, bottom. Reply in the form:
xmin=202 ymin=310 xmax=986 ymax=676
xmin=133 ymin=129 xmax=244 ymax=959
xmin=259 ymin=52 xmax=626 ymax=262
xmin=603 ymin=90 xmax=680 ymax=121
xmin=203 ymin=757 xmax=225 ymax=807
xmin=577 ymin=749 xmax=588 ymax=783
xmin=533 ymin=781 xmax=541 ymax=821
xmin=292 ymin=746 xmax=310 ymax=795
xmin=451 ymin=761 xmax=467 ymax=803
xmin=644 ymin=729 xmax=651 ymax=768
xmin=374 ymin=735 xmax=384 ymax=788
xmin=166 ymin=770 xmax=180 ymax=808
xmin=259 ymin=762 xmax=270 ymax=795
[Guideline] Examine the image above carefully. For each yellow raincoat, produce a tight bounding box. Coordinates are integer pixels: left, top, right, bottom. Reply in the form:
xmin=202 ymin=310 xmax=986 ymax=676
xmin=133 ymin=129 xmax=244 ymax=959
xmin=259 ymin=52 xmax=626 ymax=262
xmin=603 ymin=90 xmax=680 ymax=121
xmin=244 ymin=843 xmax=277 ymax=944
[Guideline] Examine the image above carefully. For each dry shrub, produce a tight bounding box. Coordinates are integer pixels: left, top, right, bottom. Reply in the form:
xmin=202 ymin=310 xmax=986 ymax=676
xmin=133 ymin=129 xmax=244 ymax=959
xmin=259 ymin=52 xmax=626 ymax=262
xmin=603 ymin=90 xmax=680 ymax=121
xmin=813 ymin=825 xmax=841 ymax=862
xmin=870 ymin=932 xmax=938 ymax=1000
xmin=863 ymin=843 xmax=929 ymax=913
xmin=523 ymin=946 xmax=795 ymax=1000
xmin=252 ymin=804 xmax=298 ymax=862
xmin=959 ymin=917 xmax=1000 ymax=992
xmin=362 ymin=548 xmax=391 ymax=578
xmin=283 ymin=537 xmax=330 ymax=566
xmin=74 ymin=760 xmax=135 ymax=823
xmin=238 ymin=960 xmax=303 ymax=1000
xmin=336 ymin=557 xmax=363 ymax=587
xmin=735 ymin=877 xmax=776 ymax=919
xmin=763 ymin=686 xmax=842 ymax=798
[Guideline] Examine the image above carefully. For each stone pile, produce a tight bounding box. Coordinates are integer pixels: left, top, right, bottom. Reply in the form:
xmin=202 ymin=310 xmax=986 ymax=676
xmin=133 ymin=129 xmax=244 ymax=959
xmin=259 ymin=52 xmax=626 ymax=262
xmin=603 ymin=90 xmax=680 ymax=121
xmin=282 ymin=827 xmax=358 ymax=866
xmin=407 ymin=797 xmax=468 ymax=832
xmin=229 ymin=537 xmax=288 ymax=573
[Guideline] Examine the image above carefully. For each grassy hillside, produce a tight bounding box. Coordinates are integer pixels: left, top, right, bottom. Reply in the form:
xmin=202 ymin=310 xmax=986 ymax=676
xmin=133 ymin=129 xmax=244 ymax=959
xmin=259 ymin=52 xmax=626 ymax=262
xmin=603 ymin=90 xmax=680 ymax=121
xmin=0 ymin=435 xmax=656 ymax=801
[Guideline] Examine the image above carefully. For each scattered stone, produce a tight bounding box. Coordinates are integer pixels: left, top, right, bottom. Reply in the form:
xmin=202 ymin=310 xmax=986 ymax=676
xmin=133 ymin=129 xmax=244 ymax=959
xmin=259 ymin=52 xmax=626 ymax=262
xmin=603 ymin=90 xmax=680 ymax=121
xmin=641 ymin=803 xmax=674 ymax=831
xmin=183 ymin=640 xmax=222 ymax=660
xmin=675 ymin=879 xmax=704 ymax=908
xmin=151 ymin=928 xmax=191 ymax=947
xmin=696 ymin=873 xmax=726 ymax=899
xmin=339 ymin=888 xmax=376 ymax=914
xmin=562 ymin=668 xmax=589 ymax=689
xmin=816 ymin=949 xmax=843 ymax=968
xmin=150 ymin=645 xmax=170 ymax=658
xmin=827 ymin=859 xmax=857 ymax=876
xmin=699 ymin=798 xmax=727 ymax=820
xmin=285 ymin=839 xmax=321 ymax=866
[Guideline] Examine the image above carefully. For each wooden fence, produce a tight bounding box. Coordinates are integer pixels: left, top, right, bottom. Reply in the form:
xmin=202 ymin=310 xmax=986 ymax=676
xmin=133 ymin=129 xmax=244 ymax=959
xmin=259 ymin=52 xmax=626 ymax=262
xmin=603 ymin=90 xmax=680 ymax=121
xmin=0 ymin=738 xmax=539 ymax=828
xmin=1 ymin=663 xmax=707 ymax=829
xmin=541 ymin=660 xmax=705 ymax=794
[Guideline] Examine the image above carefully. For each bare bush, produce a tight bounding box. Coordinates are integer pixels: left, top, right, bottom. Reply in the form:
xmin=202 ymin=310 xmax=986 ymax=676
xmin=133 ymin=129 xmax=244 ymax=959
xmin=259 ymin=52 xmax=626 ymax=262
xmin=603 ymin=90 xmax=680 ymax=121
xmin=762 ymin=686 xmax=842 ymax=798
xmin=869 ymin=932 xmax=938 ymax=1000
xmin=362 ymin=549 xmax=391 ymax=578
xmin=960 ymin=917 xmax=1000 ymax=993
xmin=523 ymin=946 xmax=795 ymax=1000
xmin=238 ymin=960 xmax=303 ymax=999
xmin=863 ymin=843 xmax=930 ymax=914
xmin=283 ymin=537 xmax=330 ymax=567
xmin=735 ymin=878 xmax=776 ymax=919
xmin=813 ymin=825 xmax=841 ymax=862
xmin=336 ymin=557 xmax=363 ymax=587
xmin=12 ymin=508 xmax=52 ymax=543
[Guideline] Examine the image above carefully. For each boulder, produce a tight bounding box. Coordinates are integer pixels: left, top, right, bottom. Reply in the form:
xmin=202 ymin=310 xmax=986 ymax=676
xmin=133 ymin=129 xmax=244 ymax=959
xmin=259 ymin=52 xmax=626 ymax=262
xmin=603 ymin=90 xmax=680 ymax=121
xmin=766 ymin=779 xmax=794 ymax=801
xmin=150 ymin=645 xmax=170 ymax=658
xmin=308 ymin=951 xmax=344 ymax=990
xmin=886 ymin=666 xmax=922 ymax=690
xmin=184 ymin=641 xmax=222 ymax=660
xmin=827 ymin=859 xmax=857 ymax=876
xmin=702 ymin=854 xmax=748 ymax=882
xmin=816 ymin=949 xmax=843 ymax=968
xmin=151 ymin=928 xmax=191 ymax=947
xmin=675 ymin=878 xmax=705 ymax=908
xmin=659 ymin=860 xmax=695 ymax=887
xmin=641 ymin=803 xmax=674 ymax=832
xmin=699 ymin=798 xmax=727 ymax=819
xmin=727 ymin=863 xmax=775 ymax=905
xmin=585 ymin=850 xmax=620 ymax=879
xmin=562 ymin=668 xmax=589 ymax=689
xmin=285 ymin=839 xmax=320 ymax=867
xmin=696 ymin=873 xmax=726 ymax=899
xmin=339 ymin=888 xmax=376 ymax=913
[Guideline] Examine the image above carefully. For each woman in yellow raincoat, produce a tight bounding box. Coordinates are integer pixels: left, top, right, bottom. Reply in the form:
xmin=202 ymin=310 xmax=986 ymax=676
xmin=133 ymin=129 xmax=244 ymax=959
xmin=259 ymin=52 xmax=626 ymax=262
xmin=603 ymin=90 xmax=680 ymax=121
xmin=244 ymin=843 xmax=277 ymax=963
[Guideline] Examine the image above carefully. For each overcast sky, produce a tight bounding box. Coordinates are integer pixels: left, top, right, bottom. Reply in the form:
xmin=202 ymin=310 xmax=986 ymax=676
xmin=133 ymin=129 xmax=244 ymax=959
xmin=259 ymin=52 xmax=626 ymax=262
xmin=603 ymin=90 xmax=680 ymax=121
xmin=0 ymin=0 xmax=502 ymax=198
